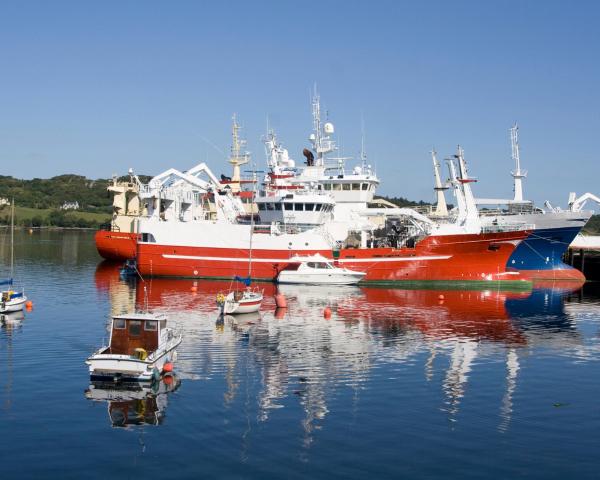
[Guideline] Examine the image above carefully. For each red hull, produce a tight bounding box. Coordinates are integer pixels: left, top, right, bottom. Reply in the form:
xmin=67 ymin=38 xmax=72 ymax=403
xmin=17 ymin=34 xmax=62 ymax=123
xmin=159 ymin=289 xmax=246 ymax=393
xmin=95 ymin=230 xmax=139 ymax=261
xmin=508 ymin=267 xmax=586 ymax=282
xmin=136 ymin=230 xmax=531 ymax=284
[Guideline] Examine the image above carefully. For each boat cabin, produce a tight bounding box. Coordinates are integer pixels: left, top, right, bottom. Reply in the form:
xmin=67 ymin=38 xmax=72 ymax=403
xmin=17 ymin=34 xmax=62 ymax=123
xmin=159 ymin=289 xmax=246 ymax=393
xmin=108 ymin=313 xmax=167 ymax=356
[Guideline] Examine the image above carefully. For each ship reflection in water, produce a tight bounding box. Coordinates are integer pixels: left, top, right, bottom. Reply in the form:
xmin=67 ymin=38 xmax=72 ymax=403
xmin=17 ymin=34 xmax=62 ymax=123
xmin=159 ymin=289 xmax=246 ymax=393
xmin=84 ymin=376 xmax=181 ymax=428
xmin=94 ymin=261 xmax=591 ymax=440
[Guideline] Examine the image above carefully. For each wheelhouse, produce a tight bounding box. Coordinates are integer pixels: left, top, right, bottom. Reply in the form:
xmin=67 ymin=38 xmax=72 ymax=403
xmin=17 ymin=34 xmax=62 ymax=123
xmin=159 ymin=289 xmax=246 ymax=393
xmin=108 ymin=313 xmax=167 ymax=356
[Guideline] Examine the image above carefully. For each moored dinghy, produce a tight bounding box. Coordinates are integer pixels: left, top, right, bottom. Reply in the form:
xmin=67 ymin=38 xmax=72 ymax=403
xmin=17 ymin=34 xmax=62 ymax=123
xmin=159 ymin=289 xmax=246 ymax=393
xmin=86 ymin=312 xmax=182 ymax=383
xmin=277 ymin=254 xmax=366 ymax=285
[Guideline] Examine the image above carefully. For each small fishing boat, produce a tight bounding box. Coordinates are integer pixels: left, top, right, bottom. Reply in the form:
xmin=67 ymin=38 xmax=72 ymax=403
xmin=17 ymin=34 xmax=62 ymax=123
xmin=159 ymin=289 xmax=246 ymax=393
xmin=86 ymin=312 xmax=182 ymax=383
xmin=216 ymin=277 xmax=263 ymax=315
xmin=1 ymin=201 xmax=27 ymax=314
xmin=277 ymin=254 xmax=366 ymax=285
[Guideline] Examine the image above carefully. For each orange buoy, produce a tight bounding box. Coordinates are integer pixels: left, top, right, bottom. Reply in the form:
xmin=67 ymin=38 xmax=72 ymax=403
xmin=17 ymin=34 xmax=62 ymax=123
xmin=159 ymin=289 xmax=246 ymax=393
xmin=438 ymin=294 xmax=444 ymax=300
xmin=163 ymin=362 xmax=174 ymax=373
xmin=275 ymin=293 xmax=287 ymax=309
xmin=323 ymin=306 xmax=332 ymax=319
xmin=25 ymin=300 xmax=33 ymax=310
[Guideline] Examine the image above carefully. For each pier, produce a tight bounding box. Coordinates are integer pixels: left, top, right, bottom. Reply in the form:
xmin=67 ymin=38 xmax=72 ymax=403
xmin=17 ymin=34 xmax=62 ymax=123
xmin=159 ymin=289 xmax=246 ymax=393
xmin=568 ymin=235 xmax=600 ymax=280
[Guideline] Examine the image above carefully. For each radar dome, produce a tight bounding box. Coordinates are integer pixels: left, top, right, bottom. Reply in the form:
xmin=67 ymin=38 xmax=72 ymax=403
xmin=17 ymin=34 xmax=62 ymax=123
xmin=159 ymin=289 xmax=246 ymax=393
xmin=309 ymin=133 xmax=316 ymax=142
xmin=323 ymin=122 xmax=334 ymax=135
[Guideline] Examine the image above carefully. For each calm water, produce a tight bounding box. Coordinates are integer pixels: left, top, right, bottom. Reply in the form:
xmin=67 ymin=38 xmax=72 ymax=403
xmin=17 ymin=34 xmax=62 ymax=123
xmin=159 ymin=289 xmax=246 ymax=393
xmin=1 ymin=230 xmax=599 ymax=479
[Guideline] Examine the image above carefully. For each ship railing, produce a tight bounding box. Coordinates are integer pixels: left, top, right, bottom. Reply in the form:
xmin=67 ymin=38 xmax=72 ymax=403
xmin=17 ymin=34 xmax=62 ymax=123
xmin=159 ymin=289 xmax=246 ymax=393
xmin=481 ymin=223 xmax=536 ymax=234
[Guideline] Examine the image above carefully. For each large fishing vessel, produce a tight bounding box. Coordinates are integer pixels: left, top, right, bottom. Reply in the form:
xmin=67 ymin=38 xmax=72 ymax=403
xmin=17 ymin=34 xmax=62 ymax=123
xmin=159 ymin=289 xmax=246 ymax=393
xmin=430 ymin=125 xmax=594 ymax=281
xmin=132 ymin=103 xmax=530 ymax=286
xmin=95 ymin=93 xmax=559 ymax=285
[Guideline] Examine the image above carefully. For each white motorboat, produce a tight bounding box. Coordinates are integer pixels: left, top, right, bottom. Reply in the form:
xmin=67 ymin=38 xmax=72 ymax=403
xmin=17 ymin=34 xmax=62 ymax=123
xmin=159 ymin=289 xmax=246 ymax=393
xmin=86 ymin=312 xmax=182 ymax=383
xmin=217 ymin=288 xmax=263 ymax=315
xmin=277 ymin=254 xmax=366 ymax=285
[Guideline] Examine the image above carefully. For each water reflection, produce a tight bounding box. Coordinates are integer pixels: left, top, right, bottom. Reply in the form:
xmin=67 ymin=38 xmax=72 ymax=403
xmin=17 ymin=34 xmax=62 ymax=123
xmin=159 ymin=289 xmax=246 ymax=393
xmin=84 ymin=376 xmax=181 ymax=428
xmin=93 ymin=265 xmax=592 ymax=441
xmin=1 ymin=310 xmax=26 ymax=413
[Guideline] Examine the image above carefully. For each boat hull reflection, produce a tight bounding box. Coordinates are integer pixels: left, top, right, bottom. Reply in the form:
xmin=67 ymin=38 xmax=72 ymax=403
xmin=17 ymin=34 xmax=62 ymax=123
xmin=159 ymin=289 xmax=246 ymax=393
xmin=85 ymin=376 xmax=181 ymax=428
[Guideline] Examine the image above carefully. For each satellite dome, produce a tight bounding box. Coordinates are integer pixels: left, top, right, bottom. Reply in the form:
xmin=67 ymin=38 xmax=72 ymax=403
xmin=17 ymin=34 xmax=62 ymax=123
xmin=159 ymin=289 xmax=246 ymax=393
xmin=323 ymin=122 xmax=334 ymax=135
xmin=309 ymin=133 xmax=316 ymax=142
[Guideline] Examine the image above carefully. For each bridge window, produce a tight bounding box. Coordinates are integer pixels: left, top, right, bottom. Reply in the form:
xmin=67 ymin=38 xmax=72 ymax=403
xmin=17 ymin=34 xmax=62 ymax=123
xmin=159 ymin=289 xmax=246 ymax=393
xmin=258 ymin=203 xmax=266 ymax=211
xmin=141 ymin=233 xmax=156 ymax=243
xmin=324 ymin=183 xmax=332 ymax=190
xmin=352 ymin=183 xmax=360 ymax=190
xmin=266 ymin=203 xmax=275 ymax=211
xmin=284 ymin=203 xmax=293 ymax=211
xmin=343 ymin=184 xmax=351 ymax=191
xmin=113 ymin=319 xmax=126 ymax=329
xmin=333 ymin=183 xmax=342 ymax=191
xmin=315 ymin=204 xmax=322 ymax=211
xmin=294 ymin=203 xmax=304 ymax=211
xmin=361 ymin=183 xmax=368 ymax=190
xmin=129 ymin=320 xmax=142 ymax=336
xmin=274 ymin=203 xmax=282 ymax=210
xmin=144 ymin=320 xmax=158 ymax=331
xmin=305 ymin=203 xmax=315 ymax=211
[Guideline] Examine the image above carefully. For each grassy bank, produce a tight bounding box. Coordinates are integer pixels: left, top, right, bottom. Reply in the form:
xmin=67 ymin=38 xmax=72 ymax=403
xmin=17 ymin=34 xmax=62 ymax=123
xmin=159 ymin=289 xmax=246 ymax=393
xmin=0 ymin=205 xmax=110 ymax=228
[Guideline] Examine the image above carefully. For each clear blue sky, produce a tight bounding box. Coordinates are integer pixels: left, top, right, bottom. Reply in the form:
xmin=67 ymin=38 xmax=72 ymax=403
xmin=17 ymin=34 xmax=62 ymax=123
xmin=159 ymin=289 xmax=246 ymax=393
xmin=1 ymin=1 xmax=599 ymax=206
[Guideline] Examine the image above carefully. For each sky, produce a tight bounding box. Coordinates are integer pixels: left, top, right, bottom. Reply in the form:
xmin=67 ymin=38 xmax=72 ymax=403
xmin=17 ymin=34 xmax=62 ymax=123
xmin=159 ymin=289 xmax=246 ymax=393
xmin=0 ymin=0 xmax=599 ymax=206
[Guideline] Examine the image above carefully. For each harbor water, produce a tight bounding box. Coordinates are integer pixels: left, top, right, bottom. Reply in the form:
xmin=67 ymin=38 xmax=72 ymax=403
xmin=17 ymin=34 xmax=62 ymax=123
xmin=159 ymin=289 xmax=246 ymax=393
xmin=1 ymin=230 xmax=599 ymax=479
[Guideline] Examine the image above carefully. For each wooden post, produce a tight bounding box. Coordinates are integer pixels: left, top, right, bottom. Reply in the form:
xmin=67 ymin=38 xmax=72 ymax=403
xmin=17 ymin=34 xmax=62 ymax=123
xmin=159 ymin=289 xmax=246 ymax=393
xmin=580 ymin=249 xmax=585 ymax=274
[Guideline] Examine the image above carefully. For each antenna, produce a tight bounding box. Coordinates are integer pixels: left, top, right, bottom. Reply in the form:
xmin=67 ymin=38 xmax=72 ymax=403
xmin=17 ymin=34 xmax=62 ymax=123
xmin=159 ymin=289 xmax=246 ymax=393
xmin=360 ymin=114 xmax=367 ymax=170
xmin=510 ymin=123 xmax=527 ymax=202
xmin=431 ymin=149 xmax=448 ymax=217
xmin=229 ymin=114 xmax=250 ymax=191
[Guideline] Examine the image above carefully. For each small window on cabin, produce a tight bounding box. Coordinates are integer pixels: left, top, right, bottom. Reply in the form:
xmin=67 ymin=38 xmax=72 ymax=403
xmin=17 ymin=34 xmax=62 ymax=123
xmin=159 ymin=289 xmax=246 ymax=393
xmin=324 ymin=183 xmax=332 ymax=190
xmin=258 ymin=203 xmax=266 ymax=211
xmin=352 ymin=183 xmax=360 ymax=190
xmin=114 ymin=319 xmax=126 ymax=329
xmin=284 ymin=203 xmax=293 ymax=211
xmin=305 ymin=203 xmax=315 ymax=211
xmin=343 ymin=184 xmax=351 ymax=191
xmin=333 ymin=183 xmax=342 ymax=191
xmin=129 ymin=320 xmax=142 ymax=336
xmin=317 ymin=185 xmax=322 ymax=190
xmin=274 ymin=203 xmax=282 ymax=210
xmin=315 ymin=204 xmax=322 ymax=211
xmin=307 ymin=262 xmax=316 ymax=268
xmin=144 ymin=320 xmax=158 ymax=331
xmin=361 ymin=183 xmax=368 ymax=190
xmin=294 ymin=203 xmax=303 ymax=211
xmin=141 ymin=233 xmax=156 ymax=243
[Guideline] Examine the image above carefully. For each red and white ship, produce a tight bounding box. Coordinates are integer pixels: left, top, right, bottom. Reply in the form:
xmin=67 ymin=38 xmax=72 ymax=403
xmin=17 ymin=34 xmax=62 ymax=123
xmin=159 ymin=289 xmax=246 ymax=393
xmin=97 ymin=96 xmax=534 ymax=286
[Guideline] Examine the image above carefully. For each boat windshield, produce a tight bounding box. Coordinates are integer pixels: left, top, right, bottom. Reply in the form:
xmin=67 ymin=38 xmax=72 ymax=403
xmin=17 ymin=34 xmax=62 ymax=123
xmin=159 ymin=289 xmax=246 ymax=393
xmin=306 ymin=262 xmax=332 ymax=269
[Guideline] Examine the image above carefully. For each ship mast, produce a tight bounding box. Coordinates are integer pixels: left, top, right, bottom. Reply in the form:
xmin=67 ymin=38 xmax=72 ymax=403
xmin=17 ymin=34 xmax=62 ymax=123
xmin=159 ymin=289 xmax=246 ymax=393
xmin=229 ymin=114 xmax=250 ymax=192
xmin=309 ymin=86 xmax=336 ymax=166
xmin=10 ymin=198 xmax=14 ymax=278
xmin=431 ymin=149 xmax=448 ymax=217
xmin=510 ymin=124 xmax=527 ymax=202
